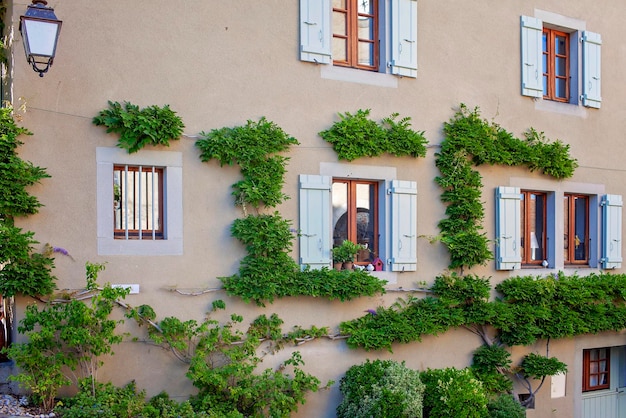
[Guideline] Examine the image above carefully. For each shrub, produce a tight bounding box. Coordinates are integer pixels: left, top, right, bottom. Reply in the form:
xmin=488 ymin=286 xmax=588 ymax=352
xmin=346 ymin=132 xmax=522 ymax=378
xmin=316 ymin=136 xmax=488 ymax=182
xmin=56 ymin=380 xmax=146 ymax=418
xmin=337 ymin=359 xmax=424 ymax=418
xmin=487 ymin=394 xmax=526 ymax=418
xmin=421 ymin=367 xmax=488 ymax=418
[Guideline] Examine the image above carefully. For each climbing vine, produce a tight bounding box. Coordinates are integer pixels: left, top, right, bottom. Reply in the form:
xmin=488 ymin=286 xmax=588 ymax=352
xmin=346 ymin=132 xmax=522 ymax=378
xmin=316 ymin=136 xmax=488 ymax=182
xmin=93 ymin=101 xmax=184 ymax=153
xmin=436 ymin=104 xmax=577 ymax=270
xmin=319 ymin=109 xmax=428 ymax=161
xmin=196 ymin=117 xmax=386 ymax=305
xmin=0 ymin=106 xmax=56 ymax=297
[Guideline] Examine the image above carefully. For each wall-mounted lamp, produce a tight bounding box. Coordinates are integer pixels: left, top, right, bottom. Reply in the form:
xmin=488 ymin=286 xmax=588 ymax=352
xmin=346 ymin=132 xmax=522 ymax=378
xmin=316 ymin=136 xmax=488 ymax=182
xmin=19 ymin=0 xmax=62 ymax=77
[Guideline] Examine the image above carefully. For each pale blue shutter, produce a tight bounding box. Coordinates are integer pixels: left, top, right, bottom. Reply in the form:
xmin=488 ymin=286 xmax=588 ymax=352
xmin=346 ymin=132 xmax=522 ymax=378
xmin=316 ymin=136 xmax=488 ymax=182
xmin=495 ymin=187 xmax=521 ymax=270
xmin=389 ymin=180 xmax=417 ymax=271
xmin=601 ymin=194 xmax=622 ymax=269
xmin=520 ymin=16 xmax=543 ymax=98
xmin=299 ymin=0 xmax=331 ymax=64
xmin=582 ymin=31 xmax=602 ymax=109
xmin=390 ymin=0 xmax=418 ymax=78
xmin=299 ymin=175 xmax=332 ymax=269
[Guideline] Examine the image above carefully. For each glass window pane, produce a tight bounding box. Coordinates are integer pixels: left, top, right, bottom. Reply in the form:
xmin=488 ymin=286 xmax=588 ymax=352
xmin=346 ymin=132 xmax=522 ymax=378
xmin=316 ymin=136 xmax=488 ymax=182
xmin=333 ymin=37 xmax=347 ymax=62
xmin=358 ymin=0 xmax=373 ymax=14
xmin=555 ymin=35 xmax=567 ymax=55
xmin=574 ymin=196 xmax=588 ymax=261
xmin=520 ymin=194 xmax=526 ymax=259
xmin=358 ymin=17 xmax=374 ymax=41
xmin=556 ymin=57 xmax=567 ymax=76
xmin=564 ymin=196 xmax=570 ymax=261
xmin=333 ymin=11 xmax=347 ymax=36
xmin=358 ymin=41 xmax=374 ymax=66
xmin=332 ymin=0 xmax=346 ymax=9
xmin=531 ymin=193 xmax=545 ymax=260
xmin=332 ymin=182 xmax=348 ymax=247
xmin=555 ymin=78 xmax=567 ymax=99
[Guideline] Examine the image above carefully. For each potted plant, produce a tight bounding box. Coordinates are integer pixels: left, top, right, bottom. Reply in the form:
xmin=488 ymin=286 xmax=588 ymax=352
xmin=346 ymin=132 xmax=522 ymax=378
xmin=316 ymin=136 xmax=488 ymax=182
xmin=332 ymin=240 xmax=363 ymax=270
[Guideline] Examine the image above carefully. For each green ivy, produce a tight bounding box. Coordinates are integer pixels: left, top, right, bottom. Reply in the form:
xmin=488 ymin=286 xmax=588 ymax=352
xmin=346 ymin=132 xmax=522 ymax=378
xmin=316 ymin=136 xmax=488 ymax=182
xmin=0 ymin=106 xmax=55 ymax=297
xmin=93 ymin=101 xmax=184 ymax=153
xmin=197 ymin=118 xmax=386 ymax=304
xmin=436 ymin=104 xmax=577 ymax=270
xmin=319 ymin=109 xmax=428 ymax=161
xmin=196 ymin=117 xmax=298 ymax=209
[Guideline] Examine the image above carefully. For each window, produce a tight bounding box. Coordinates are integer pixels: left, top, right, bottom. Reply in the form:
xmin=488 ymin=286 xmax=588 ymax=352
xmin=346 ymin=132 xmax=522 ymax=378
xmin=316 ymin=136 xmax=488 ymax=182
xmin=299 ymin=173 xmax=416 ymax=271
xmin=332 ymin=0 xmax=379 ymax=71
xmin=113 ymin=165 xmax=164 ymax=240
xmin=96 ymin=147 xmax=183 ymax=256
xmin=583 ymin=348 xmax=610 ymax=392
xmin=520 ymin=15 xmax=601 ymax=108
xmin=543 ymin=28 xmax=569 ymax=102
xmin=520 ymin=191 xmax=546 ymax=265
xmin=332 ymin=179 xmax=378 ymax=264
xmin=495 ymin=186 xmax=622 ymax=271
xmin=564 ymin=194 xmax=589 ymax=265
xmin=300 ymin=0 xmax=418 ymax=77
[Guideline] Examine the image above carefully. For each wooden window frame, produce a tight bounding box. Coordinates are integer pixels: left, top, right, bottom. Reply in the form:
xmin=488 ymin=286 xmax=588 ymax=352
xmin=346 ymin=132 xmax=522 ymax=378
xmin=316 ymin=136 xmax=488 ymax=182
xmin=564 ymin=193 xmax=589 ymax=264
xmin=543 ymin=28 xmax=570 ymax=102
xmin=521 ymin=190 xmax=547 ymax=266
xmin=583 ymin=348 xmax=610 ymax=392
xmin=332 ymin=179 xmax=379 ymax=264
xmin=332 ymin=0 xmax=379 ymax=71
xmin=113 ymin=165 xmax=164 ymax=240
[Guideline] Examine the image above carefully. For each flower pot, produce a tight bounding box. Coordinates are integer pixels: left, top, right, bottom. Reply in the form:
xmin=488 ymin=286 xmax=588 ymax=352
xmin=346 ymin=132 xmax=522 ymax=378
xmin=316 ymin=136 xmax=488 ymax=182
xmin=343 ymin=261 xmax=354 ymax=270
xmin=334 ymin=262 xmax=343 ymax=271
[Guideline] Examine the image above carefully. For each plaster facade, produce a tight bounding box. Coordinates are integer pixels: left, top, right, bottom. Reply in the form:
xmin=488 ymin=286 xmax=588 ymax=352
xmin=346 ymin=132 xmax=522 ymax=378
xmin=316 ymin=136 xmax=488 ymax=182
xmin=5 ymin=1 xmax=626 ymax=416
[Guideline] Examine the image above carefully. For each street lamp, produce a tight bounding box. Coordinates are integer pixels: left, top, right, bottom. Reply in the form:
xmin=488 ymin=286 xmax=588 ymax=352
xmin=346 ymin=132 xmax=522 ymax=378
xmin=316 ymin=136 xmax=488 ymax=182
xmin=19 ymin=0 xmax=62 ymax=77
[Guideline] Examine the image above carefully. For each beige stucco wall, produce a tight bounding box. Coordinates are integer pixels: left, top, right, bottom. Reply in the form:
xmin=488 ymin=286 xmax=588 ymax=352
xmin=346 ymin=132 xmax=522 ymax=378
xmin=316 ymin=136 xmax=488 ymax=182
xmin=6 ymin=1 xmax=626 ymax=416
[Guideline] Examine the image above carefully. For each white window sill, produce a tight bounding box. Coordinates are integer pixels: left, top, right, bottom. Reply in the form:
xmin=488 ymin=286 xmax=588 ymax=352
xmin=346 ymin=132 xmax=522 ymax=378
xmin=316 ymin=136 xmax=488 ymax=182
xmin=320 ymin=65 xmax=398 ymax=88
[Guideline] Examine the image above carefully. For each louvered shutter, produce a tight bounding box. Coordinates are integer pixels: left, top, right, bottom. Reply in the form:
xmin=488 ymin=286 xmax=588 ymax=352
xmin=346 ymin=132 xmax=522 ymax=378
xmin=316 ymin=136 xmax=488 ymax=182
xmin=495 ymin=187 xmax=521 ymax=270
xmin=520 ymin=16 xmax=543 ymax=98
xmin=299 ymin=0 xmax=331 ymax=64
xmin=390 ymin=0 xmax=418 ymax=78
xmin=389 ymin=180 xmax=417 ymax=271
xmin=299 ymin=175 xmax=332 ymax=269
xmin=601 ymin=194 xmax=622 ymax=269
xmin=582 ymin=31 xmax=602 ymax=109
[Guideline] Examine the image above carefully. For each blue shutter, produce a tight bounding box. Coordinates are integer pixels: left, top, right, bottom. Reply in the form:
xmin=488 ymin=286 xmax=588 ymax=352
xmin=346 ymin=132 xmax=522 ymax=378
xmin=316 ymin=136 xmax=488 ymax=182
xmin=389 ymin=180 xmax=417 ymax=271
xmin=390 ymin=0 xmax=418 ymax=78
xmin=582 ymin=31 xmax=602 ymax=109
xmin=495 ymin=187 xmax=521 ymax=270
xmin=299 ymin=175 xmax=332 ymax=269
xmin=520 ymin=16 xmax=543 ymax=98
xmin=299 ymin=0 xmax=331 ymax=64
xmin=601 ymin=194 xmax=622 ymax=269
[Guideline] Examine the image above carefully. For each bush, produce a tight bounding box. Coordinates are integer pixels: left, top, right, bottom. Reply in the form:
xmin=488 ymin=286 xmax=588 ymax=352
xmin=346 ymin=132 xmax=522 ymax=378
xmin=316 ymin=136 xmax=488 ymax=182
xmin=56 ymin=380 xmax=146 ymax=418
xmin=337 ymin=359 xmax=424 ymax=418
xmin=421 ymin=367 xmax=488 ymax=418
xmin=487 ymin=394 xmax=526 ymax=418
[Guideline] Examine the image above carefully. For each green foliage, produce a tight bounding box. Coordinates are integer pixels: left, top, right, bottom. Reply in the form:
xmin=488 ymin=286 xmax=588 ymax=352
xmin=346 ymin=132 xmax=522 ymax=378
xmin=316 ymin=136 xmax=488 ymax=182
xmin=222 ymin=266 xmax=386 ymax=306
xmin=340 ymin=296 xmax=464 ymax=351
xmin=518 ymin=353 xmax=567 ymax=380
xmin=436 ymin=104 xmax=577 ymax=270
xmin=332 ymin=239 xmax=364 ymax=263
xmin=319 ymin=109 xmax=428 ymax=161
xmin=471 ymin=344 xmax=513 ymax=394
xmin=196 ymin=117 xmax=299 ymax=208
xmin=495 ymin=272 xmax=626 ymax=346
xmin=185 ymin=316 xmax=323 ymax=417
xmin=421 ymin=367 xmax=489 ymax=418
xmin=56 ymin=380 xmax=146 ymax=418
xmin=487 ymin=394 xmax=526 ymax=418
xmin=337 ymin=359 xmax=424 ymax=418
xmin=0 ymin=107 xmax=49 ymax=216
xmin=92 ymin=101 xmax=184 ymax=153
xmin=5 ymin=263 xmax=129 ymax=409
xmin=231 ymin=213 xmax=295 ymax=256
xmin=0 ymin=221 xmax=56 ymax=296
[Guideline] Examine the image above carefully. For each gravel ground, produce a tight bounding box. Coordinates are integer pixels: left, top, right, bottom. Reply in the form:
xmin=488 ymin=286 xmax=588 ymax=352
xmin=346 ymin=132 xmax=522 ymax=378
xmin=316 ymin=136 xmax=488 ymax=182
xmin=0 ymin=395 xmax=55 ymax=418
